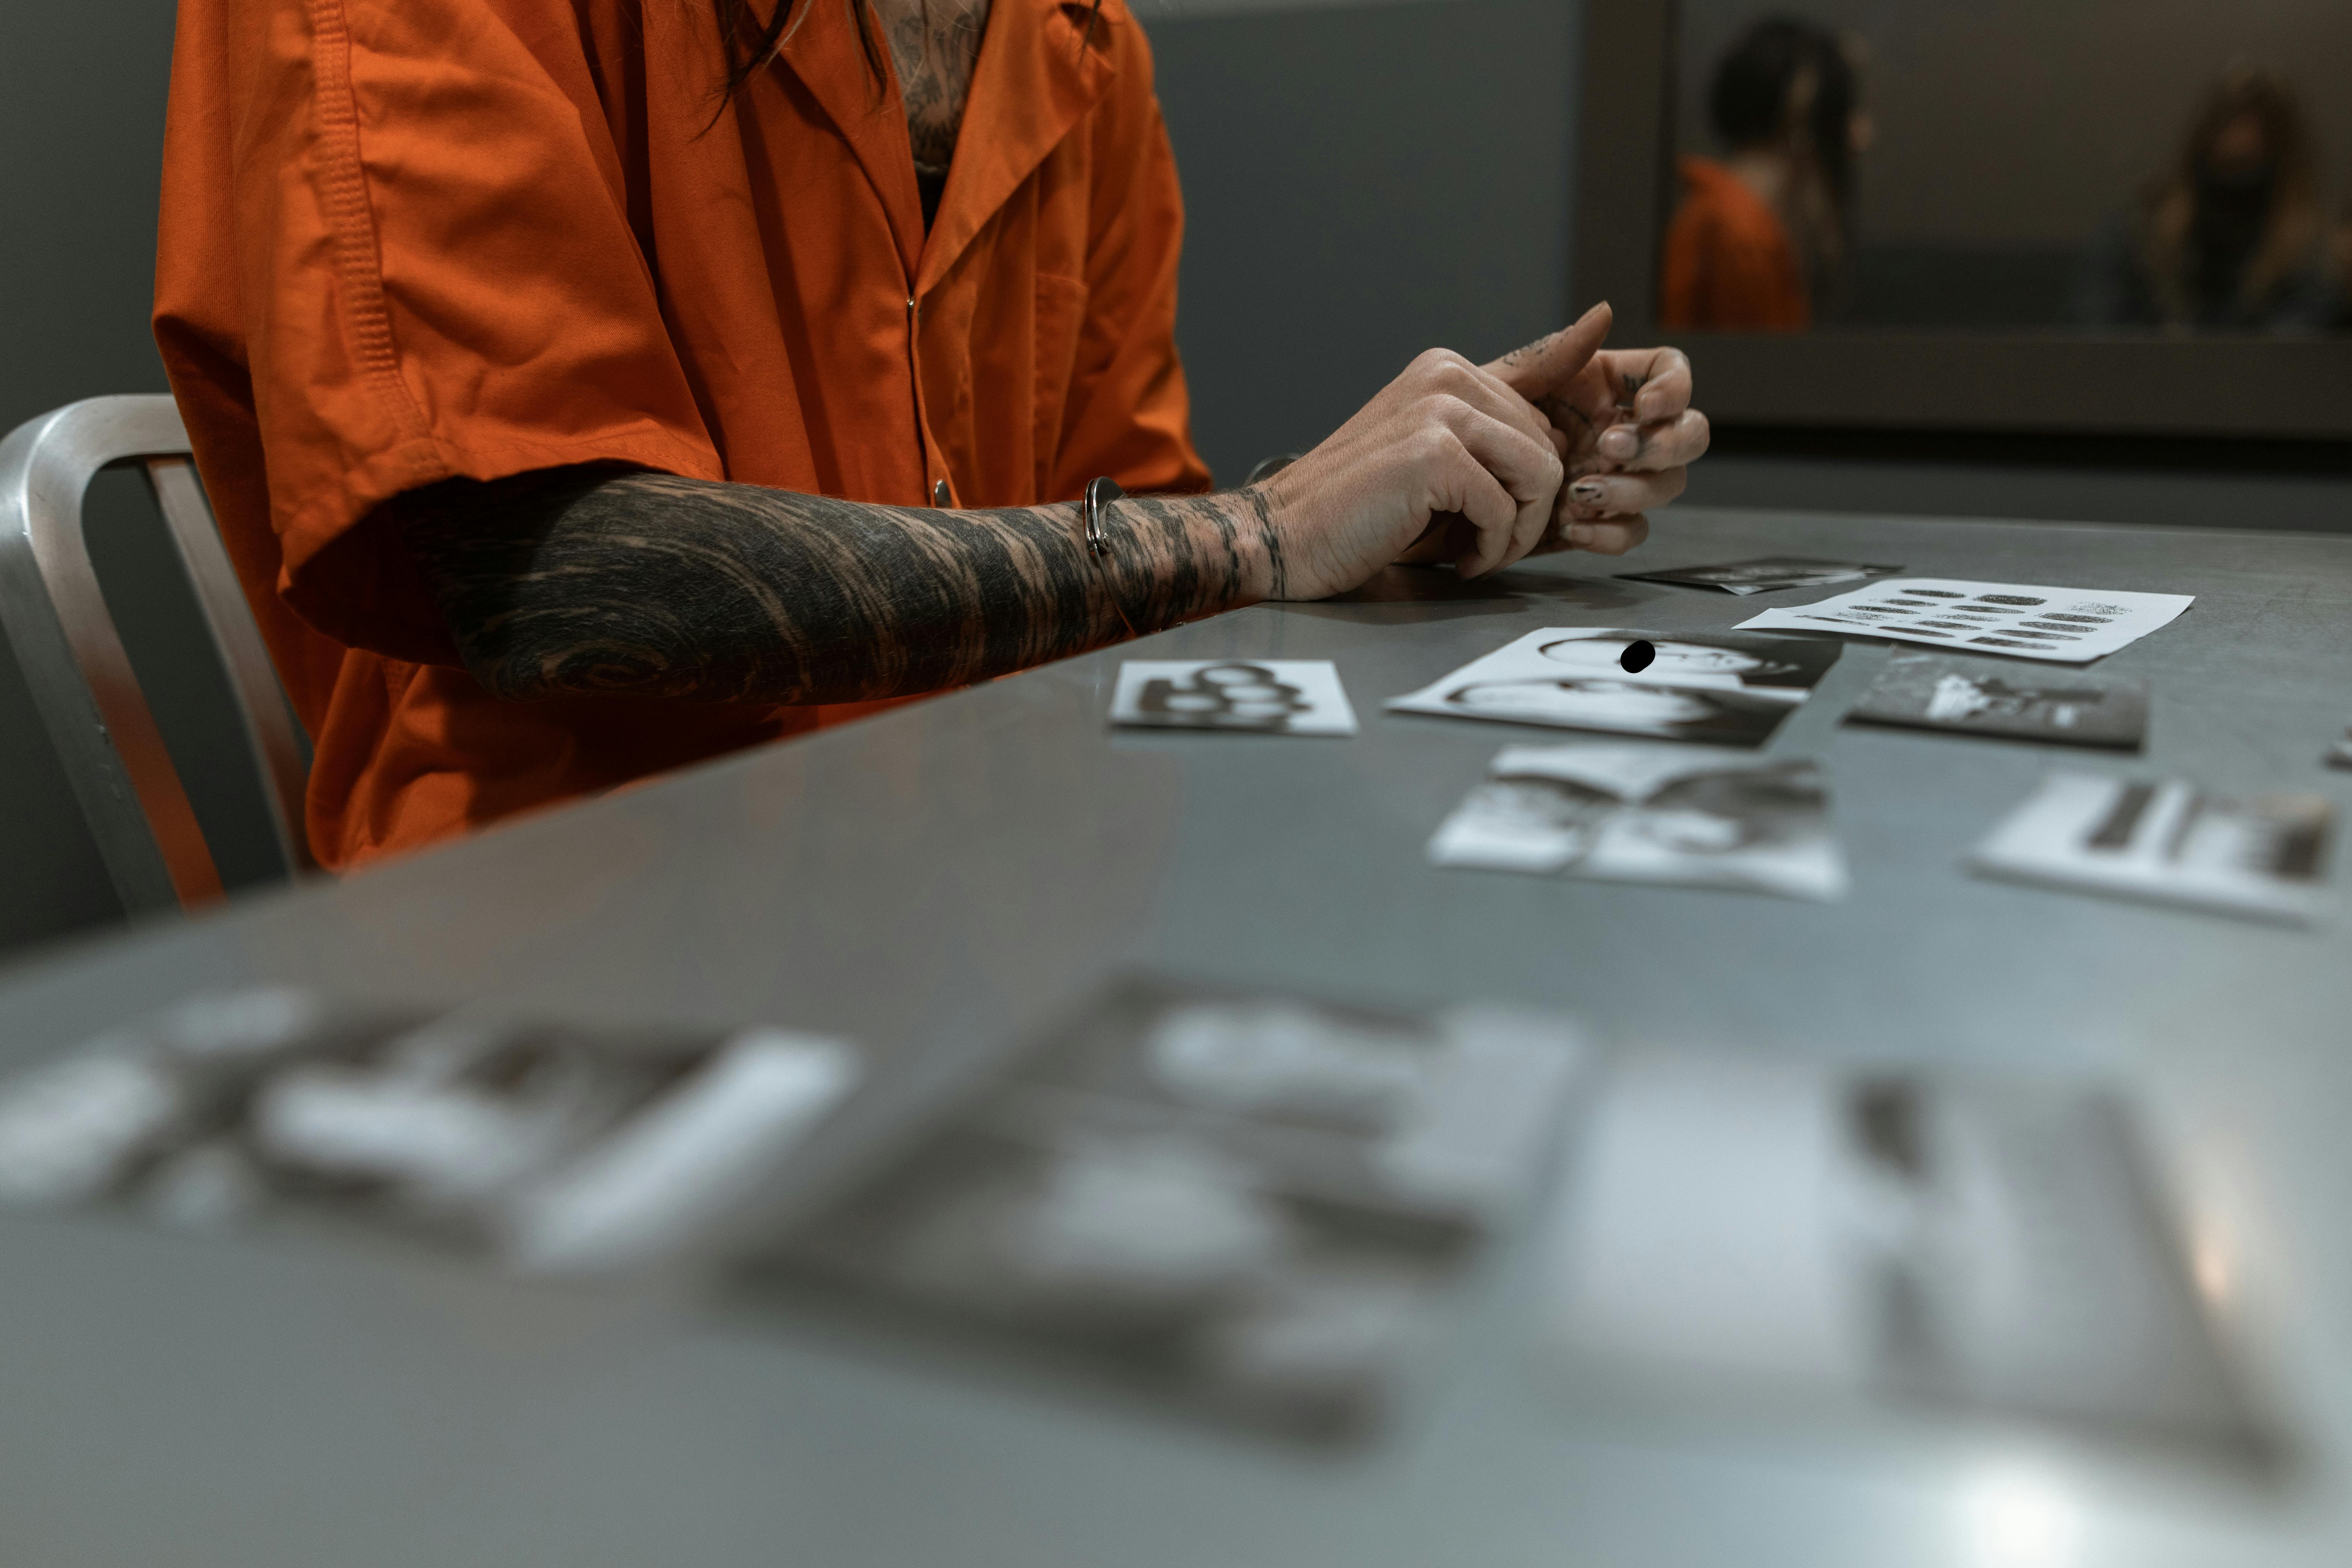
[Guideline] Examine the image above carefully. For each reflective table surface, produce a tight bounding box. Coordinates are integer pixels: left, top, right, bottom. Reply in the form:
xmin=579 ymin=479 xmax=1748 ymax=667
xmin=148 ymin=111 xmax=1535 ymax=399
xmin=3 ymin=505 xmax=2350 ymax=1568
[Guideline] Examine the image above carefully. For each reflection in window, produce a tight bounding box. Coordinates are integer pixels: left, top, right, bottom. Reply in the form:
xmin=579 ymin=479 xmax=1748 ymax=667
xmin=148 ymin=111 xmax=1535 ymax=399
xmin=2073 ymin=67 xmax=2336 ymax=333
xmin=1663 ymin=4 xmax=2352 ymax=335
xmin=1660 ymin=18 xmax=1871 ymax=331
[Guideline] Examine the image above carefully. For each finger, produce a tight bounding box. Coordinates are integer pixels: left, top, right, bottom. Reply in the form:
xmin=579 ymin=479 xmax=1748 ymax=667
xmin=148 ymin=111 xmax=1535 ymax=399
xmin=1565 ymin=515 xmax=1649 ymax=556
xmin=1596 ymin=346 xmax=1693 ymax=425
xmin=1445 ymin=406 xmax=1564 ymax=575
xmin=1566 ymin=466 xmax=1686 ymax=518
xmin=1430 ymin=431 xmax=1522 ymax=578
xmin=1481 ymin=301 xmax=1614 ymax=400
xmin=1593 ymin=408 xmax=1710 ymax=471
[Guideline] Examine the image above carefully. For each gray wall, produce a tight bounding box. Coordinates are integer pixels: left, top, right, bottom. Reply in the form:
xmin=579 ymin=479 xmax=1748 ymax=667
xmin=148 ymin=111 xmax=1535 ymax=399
xmin=1147 ymin=0 xmax=1583 ymax=484
xmin=2 ymin=0 xmax=2347 ymax=967
xmin=0 ymin=0 xmax=178 ymax=965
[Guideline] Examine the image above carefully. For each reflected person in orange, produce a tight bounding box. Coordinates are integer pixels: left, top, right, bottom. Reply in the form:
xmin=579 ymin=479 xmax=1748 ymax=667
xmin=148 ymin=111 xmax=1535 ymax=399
xmin=1660 ymin=17 xmax=1872 ymax=331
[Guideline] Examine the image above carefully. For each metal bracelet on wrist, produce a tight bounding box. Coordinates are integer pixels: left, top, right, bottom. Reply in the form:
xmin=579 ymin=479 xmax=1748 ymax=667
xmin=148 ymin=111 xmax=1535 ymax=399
xmin=1081 ymin=476 xmax=1141 ymax=637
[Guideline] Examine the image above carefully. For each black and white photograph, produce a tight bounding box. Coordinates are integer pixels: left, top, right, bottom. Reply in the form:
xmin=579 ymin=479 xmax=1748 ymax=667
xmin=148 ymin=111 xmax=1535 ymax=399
xmin=1428 ymin=744 xmax=1848 ymax=902
xmin=0 ymin=988 xmax=861 ymax=1275
xmin=1111 ymin=660 xmax=1358 ymax=736
xmin=1542 ymin=1050 xmax=2264 ymax=1459
xmin=1386 ymin=628 xmax=1841 ymax=747
xmin=1618 ymin=556 xmax=1906 ymax=596
xmin=1846 ymin=654 xmax=2150 ymax=749
xmin=1737 ymin=578 xmax=2197 ymax=663
xmin=733 ymin=979 xmax=1588 ymax=1439
xmin=1971 ymin=774 xmax=2335 ymax=925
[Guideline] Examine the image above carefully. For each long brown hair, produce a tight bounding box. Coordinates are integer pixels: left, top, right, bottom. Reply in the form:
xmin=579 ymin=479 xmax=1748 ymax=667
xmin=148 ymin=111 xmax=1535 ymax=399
xmin=2142 ymin=65 xmax=2322 ymax=323
xmin=710 ymin=0 xmax=885 ymax=107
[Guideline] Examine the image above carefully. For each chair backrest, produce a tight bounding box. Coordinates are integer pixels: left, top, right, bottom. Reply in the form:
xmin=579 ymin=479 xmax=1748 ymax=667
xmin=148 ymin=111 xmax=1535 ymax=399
xmin=0 ymin=395 xmax=315 ymax=917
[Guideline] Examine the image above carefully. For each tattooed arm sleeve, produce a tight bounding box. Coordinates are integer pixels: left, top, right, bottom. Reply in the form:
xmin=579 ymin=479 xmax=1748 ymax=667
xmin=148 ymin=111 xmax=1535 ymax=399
xmin=390 ymin=465 xmax=1285 ymax=704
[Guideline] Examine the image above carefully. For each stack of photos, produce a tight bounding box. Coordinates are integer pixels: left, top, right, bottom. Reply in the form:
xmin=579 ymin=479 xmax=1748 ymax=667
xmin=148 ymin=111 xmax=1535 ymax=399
xmin=1847 ymin=654 xmax=2149 ymax=750
xmin=1111 ymin=660 xmax=1358 ymax=735
xmin=1385 ymin=627 xmax=1841 ymax=747
xmin=0 ymin=988 xmax=861 ymax=1275
xmin=1618 ymin=557 xmax=1904 ymax=596
xmin=1429 ymin=744 xmax=1848 ymax=902
xmin=735 ymin=978 xmax=1589 ymax=1439
xmin=1736 ymin=578 xmax=2195 ymax=663
xmin=1971 ymin=774 xmax=2334 ymax=925
xmin=1542 ymin=1050 xmax=2268 ymax=1462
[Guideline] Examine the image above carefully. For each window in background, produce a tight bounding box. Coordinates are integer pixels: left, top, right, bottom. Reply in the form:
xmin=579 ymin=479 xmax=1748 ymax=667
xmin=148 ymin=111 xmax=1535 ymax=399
xmin=1664 ymin=0 xmax=2352 ymax=334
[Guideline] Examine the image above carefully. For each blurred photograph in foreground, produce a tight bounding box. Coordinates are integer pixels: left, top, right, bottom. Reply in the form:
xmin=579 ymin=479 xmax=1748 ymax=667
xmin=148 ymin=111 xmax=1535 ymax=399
xmin=732 ymin=978 xmax=1590 ymax=1440
xmin=0 ymin=988 xmax=860 ymax=1276
xmin=1542 ymin=1049 xmax=2273 ymax=1466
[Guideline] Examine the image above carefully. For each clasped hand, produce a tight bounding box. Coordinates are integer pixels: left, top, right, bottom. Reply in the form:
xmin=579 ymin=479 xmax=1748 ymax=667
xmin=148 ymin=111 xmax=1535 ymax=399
xmin=1257 ymin=302 xmax=1708 ymax=601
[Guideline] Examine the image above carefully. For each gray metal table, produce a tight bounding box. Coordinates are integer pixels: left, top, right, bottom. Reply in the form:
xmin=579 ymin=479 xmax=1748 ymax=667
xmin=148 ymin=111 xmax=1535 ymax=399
xmin=4 ymin=505 xmax=2351 ymax=1568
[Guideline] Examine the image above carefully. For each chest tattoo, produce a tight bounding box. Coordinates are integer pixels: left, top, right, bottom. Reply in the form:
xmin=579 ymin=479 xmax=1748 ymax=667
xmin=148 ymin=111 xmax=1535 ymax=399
xmin=871 ymin=0 xmax=991 ymax=180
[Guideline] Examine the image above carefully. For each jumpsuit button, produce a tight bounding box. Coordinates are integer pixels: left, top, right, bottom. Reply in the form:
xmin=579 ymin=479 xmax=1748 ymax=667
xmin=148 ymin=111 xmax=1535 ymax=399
xmin=933 ymin=479 xmax=951 ymax=508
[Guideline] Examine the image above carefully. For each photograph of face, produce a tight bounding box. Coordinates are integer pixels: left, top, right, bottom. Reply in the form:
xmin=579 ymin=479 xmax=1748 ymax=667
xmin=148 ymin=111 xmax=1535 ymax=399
xmin=1429 ymin=744 xmax=1848 ymax=901
xmin=1388 ymin=627 xmax=1840 ymax=745
xmin=1618 ymin=557 xmax=1905 ymax=596
xmin=1445 ymin=677 xmax=1795 ymax=747
xmin=1847 ymin=655 xmax=2149 ymax=749
xmin=1533 ymin=628 xmax=1828 ymax=691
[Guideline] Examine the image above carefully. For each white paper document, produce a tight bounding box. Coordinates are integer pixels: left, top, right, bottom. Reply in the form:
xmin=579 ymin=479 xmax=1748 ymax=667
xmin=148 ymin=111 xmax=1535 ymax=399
xmin=1735 ymin=578 xmax=2194 ymax=662
xmin=1429 ymin=743 xmax=1848 ymax=901
xmin=1111 ymin=660 xmax=1358 ymax=735
xmin=1970 ymin=773 xmax=2334 ymax=925
xmin=1385 ymin=627 xmax=1840 ymax=747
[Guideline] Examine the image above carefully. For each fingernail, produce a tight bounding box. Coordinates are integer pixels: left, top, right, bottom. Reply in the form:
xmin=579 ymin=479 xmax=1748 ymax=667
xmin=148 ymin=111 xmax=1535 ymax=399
xmin=1570 ymin=480 xmax=1606 ymax=504
xmin=1599 ymin=429 xmax=1639 ymax=460
xmin=1567 ymin=524 xmax=1596 ymax=547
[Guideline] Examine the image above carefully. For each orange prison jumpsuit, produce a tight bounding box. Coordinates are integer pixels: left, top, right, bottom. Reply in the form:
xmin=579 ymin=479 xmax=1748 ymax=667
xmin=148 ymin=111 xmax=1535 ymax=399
xmin=153 ymin=0 xmax=1210 ymax=871
xmin=1658 ymin=156 xmax=1811 ymax=331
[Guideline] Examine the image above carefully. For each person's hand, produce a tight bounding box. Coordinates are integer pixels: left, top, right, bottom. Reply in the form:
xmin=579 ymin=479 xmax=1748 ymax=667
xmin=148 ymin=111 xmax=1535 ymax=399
xmin=1482 ymin=300 xmax=1710 ymax=557
xmin=1254 ymin=348 xmax=1567 ymax=599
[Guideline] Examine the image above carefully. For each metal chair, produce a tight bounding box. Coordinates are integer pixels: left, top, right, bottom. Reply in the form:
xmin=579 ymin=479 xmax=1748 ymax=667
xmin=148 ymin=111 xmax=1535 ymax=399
xmin=0 ymin=395 xmax=315 ymax=916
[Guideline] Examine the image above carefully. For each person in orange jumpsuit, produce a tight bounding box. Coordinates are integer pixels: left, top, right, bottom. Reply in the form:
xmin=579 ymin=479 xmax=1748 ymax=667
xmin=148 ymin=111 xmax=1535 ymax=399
xmin=156 ymin=0 xmax=1711 ymax=871
xmin=1660 ymin=17 xmax=1869 ymax=332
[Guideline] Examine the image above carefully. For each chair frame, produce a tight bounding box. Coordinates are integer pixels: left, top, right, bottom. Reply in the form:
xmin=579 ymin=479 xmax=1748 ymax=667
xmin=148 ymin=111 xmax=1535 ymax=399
xmin=0 ymin=395 xmax=315 ymax=916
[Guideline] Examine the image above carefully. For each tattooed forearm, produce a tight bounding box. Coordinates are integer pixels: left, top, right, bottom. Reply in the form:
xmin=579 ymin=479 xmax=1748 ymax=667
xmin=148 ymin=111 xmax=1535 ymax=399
xmin=391 ymin=466 xmax=1277 ymax=704
xmin=1233 ymin=483 xmax=1287 ymax=601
